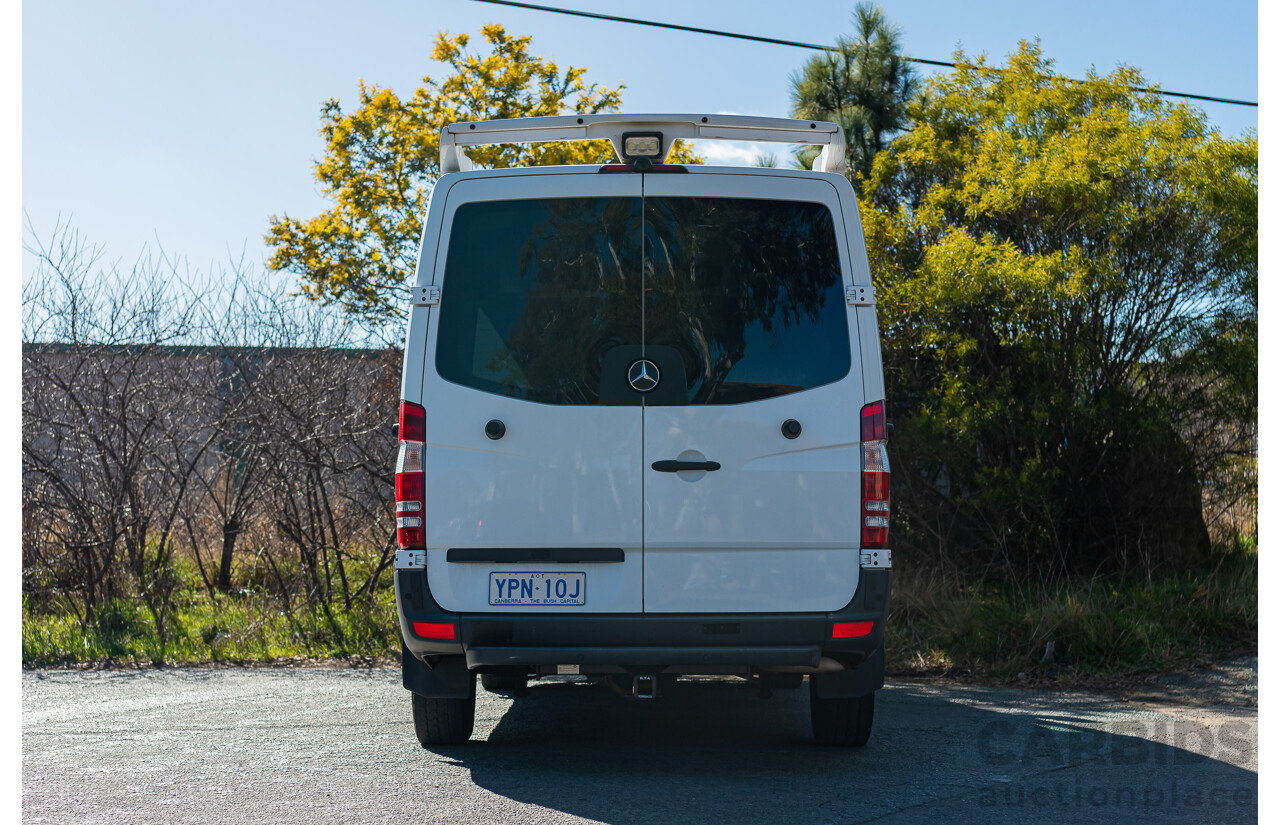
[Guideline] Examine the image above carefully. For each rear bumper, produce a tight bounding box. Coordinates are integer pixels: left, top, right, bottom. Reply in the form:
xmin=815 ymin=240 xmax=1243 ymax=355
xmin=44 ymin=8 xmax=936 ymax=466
xmin=395 ymin=566 xmax=892 ymax=670
xmin=465 ymin=645 xmax=822 ymax=669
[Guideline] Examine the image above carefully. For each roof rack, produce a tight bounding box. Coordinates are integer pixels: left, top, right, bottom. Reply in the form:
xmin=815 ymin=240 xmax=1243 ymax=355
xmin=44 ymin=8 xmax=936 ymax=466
xmin=439 ymin=113 xmax=845 ymax=174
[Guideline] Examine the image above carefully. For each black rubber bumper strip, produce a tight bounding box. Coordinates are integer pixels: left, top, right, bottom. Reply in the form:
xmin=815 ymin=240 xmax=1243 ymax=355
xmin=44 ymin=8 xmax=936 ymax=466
xmin=446 ymin=547 xmax=625 ymax=564
xmin=464 ymin=645 xmax=821 ymax=668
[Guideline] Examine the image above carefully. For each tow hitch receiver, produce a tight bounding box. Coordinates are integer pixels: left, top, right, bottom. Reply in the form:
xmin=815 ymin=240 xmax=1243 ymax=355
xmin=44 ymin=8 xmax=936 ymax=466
xmin=633 ymin=674 xmax=658 ymax=699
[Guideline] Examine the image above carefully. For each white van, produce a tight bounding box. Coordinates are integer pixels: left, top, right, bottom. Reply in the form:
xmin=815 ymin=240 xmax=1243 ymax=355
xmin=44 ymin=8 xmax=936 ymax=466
xmin=393 ymin=114 xmax=892 ymax=747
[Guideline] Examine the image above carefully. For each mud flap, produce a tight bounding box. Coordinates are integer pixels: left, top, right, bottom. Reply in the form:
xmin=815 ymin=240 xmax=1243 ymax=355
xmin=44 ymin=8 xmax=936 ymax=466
xmin=812 ymin=644 xmax=884 ymax=699
xmin=402 ymin=643 xmax=474 ymax=699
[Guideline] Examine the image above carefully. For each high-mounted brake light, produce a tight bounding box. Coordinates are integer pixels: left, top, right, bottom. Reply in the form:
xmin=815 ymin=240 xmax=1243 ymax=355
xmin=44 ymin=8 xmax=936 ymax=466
xmin=396 ymin=400 xmax=427 ymax=549
xmin=598 ymin=164 xmax=688 ymax=174
xmin=860 ymin=400 xmax=891 ymax=549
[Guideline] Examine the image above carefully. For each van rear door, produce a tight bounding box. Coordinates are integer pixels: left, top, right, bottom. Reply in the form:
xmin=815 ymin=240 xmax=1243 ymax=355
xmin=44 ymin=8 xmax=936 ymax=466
xmin=639 ymin=173 xmax=865 ymax=613
xmin=421 ymin=173 xmax=646 ymax=613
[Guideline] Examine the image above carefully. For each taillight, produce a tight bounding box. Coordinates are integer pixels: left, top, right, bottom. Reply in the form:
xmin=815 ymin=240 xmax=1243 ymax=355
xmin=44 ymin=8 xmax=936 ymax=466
xmin=861 ymin=400 xmax=890 ymax=549
xmin=396 ymin=400 xmax=426 ymax=549
xmin=832 ymin=621 xmax=875 ymax=639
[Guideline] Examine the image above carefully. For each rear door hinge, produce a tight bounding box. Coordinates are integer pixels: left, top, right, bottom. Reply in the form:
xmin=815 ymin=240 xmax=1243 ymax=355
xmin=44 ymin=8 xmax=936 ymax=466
xmin=410 ymin=285 xmax=441 ymax=306
xmin=860 ymin=549 xmax=892 ymax=569
xmin=846 ymin=285 xmax=875 ymax=306
xmin=395 ymin=549 xmax=426 ymax=569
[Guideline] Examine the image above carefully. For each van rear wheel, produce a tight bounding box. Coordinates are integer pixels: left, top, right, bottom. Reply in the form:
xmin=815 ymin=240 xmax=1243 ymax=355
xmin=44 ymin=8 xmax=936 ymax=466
xmin=809 ymin=679 xmax=874 ymax=747
xmin=411 ymin=691 xmax=475 ymax=747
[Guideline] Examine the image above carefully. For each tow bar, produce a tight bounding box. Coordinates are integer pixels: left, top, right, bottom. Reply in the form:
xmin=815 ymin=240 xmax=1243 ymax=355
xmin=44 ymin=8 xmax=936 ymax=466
xmin=632 ymin=674 xmax=658 ymax=699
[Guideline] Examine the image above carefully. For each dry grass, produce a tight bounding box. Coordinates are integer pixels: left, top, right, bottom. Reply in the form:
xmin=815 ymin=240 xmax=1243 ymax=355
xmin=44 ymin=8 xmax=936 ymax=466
xmin=885 ymin=537 xmax=1257 ymax=680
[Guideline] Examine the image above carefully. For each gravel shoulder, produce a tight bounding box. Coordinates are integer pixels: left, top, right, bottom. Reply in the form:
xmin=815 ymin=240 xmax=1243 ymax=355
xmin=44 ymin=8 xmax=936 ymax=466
xmin=890 ymin=654 xmax=1259 ymax=710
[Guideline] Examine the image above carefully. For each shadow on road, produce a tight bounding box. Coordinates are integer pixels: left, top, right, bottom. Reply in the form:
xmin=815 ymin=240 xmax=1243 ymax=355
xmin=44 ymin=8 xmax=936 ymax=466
xmin=432 ymin=678 xmax=1256 ymax=824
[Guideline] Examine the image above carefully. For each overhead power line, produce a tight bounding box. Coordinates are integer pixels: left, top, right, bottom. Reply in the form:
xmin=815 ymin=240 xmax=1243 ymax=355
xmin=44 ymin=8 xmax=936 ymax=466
xmin=466 ymin=0 xmax=1258 ymax=108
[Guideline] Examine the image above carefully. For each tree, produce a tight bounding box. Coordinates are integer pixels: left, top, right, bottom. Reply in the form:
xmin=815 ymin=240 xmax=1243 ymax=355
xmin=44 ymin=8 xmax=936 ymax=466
xmin=266 ymin=24 xmax=699 ymax=332
xmin=790 ymin=2 xmax=916 ymax=187
xmin=861 ymin=42 xmax=1257 ymax=577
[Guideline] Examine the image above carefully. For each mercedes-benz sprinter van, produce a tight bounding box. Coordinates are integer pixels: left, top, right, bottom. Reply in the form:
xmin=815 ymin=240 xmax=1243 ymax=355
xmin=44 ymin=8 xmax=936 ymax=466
xmin=393 ymin=114 xmax=892 ymax=747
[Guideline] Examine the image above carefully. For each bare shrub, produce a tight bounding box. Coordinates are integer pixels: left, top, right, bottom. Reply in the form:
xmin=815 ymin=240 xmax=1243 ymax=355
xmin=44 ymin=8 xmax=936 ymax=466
xmin=22 ymin=221 xmax=399 ymax=657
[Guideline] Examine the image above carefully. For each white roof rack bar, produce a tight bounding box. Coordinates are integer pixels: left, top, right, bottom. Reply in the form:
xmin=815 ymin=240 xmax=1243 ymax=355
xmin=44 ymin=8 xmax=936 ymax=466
xmin=439 ymin=113 xmax=846 ymax=174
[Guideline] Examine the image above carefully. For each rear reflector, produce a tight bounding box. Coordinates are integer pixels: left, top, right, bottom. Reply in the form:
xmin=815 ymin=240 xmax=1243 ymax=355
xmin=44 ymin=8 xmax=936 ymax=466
xmin=412 ymin=621 xmax=456 ymax=640
xmin=832 ymin=621 xmax=874 ymax=639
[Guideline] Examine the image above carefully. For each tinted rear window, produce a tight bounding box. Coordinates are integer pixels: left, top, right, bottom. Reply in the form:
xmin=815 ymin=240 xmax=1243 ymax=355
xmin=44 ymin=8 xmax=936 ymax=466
xmin=644 ymin=197 xmax=850 ymax=404
xmin=434 ymin=194 xmax=850 ymax=406
xmin=435 ymin=197 xmax=642 ymax=405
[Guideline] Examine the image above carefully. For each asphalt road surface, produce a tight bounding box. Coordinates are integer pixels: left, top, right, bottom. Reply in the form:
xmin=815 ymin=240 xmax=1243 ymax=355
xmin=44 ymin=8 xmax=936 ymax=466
xmin=23 ymin=667 xmax=1257 ymax=824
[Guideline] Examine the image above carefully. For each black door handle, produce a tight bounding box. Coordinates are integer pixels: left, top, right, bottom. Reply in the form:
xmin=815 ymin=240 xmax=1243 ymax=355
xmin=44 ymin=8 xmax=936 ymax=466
xmin=651 ymin=460 xmax=721 ymax=472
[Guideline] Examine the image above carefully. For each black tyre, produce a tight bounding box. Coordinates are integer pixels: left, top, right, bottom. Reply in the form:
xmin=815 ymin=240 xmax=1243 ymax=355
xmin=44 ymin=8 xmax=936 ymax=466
xmin=809 ymin=679 xmax=875 ymax=747
xmin=411 ymin=689 xmax=475 ymax=747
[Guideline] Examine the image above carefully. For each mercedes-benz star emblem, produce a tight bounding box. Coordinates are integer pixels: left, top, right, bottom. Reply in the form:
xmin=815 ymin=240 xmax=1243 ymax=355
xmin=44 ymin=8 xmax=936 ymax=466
xmin=627 ymin=359 xmax=660 ymax=393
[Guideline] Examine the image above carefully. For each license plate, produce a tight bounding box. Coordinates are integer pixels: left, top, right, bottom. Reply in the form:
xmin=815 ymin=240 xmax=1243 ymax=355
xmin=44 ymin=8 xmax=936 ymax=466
xmin=489 ymin=572 xmax=586 ymax=606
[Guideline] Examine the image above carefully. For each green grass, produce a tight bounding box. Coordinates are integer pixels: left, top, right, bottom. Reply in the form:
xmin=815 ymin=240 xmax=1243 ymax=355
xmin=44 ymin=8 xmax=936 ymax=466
xmin=22 ymin=588 xmax=399 ymax=666
xmin=24 ymin=540 xmax=1257 ymax=679
xmin=886 ymin=538 xmax=1257 ymax=680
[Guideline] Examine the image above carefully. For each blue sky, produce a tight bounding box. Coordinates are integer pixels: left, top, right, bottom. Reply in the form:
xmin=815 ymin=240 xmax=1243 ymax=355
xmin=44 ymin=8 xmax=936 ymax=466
xmin=21 ymin=0 xmax=1259 ymax=279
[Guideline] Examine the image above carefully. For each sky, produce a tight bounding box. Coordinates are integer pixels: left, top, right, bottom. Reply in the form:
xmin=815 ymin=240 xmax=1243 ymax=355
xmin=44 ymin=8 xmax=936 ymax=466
xmin=20 ymin=0 xmax=1260 ymax=283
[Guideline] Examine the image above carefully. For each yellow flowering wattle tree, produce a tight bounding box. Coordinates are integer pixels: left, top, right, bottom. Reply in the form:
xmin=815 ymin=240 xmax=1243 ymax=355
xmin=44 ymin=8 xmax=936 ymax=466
xmin=862 ymin=42 xmax=1256 ymax=575
xmin=266 ymin=24 xmax=699 ymax=328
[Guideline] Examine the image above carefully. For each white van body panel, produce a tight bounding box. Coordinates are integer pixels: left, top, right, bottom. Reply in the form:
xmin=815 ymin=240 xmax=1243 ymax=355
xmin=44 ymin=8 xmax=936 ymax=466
xmin=420 ymin=171 xmax=646 ymax=613
xmin=421 ymin=396 xmax=645 ymax=613
xmin=825 ymin=176 xmax=888 ymax=404
xmin=641 ymin=388 xmax=862 ymax=613
xmin=400 ymin=306 xmax=430 ymax=402
xmin=640 ymin=172 xmax=863 ymax=612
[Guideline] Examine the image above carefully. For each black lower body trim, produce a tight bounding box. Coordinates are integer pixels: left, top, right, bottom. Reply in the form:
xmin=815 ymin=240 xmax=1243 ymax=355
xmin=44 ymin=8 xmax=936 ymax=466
xmin=464 ymin=645 xmax=820 ymax=669
xmin=812 ymin=643 xmax=884 ymax=698
xmin=401 ymin=642 xmax=473 ymax=698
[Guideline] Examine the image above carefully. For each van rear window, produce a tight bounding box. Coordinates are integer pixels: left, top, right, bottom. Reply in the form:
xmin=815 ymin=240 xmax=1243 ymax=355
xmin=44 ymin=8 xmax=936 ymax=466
xmin=435 ymin=197 xmax=642 ymax=405
xmin=434 ymin=195 xmax=850 ymax=405
xmin=644 ymin=197 xmax=850 ymax=404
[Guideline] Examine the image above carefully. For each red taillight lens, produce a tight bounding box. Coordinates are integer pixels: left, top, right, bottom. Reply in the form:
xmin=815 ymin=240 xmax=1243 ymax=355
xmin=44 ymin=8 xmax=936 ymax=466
xmin=400 ymin=400 xmax=426 ymax=443
xmin=412 ymin=621 xmax=456 ymax=640
xmin=861 ymin=400 xmax=890 ymax=549
xmin=396 ymin=400 xmax=427 ymax=549
xmin=861 ymin=400 xmax=887 ymax=442
xmin=832 ymin=621 xmax=875 ymax=639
